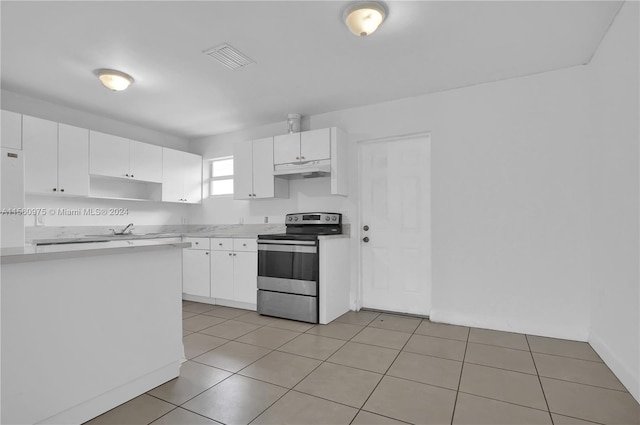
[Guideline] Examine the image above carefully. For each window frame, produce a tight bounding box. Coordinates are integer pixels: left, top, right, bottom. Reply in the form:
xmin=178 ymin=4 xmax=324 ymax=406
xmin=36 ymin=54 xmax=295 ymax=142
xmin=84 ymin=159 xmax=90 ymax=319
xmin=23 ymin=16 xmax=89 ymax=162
xmin=208 ymin=156 xmax=234 ymax=197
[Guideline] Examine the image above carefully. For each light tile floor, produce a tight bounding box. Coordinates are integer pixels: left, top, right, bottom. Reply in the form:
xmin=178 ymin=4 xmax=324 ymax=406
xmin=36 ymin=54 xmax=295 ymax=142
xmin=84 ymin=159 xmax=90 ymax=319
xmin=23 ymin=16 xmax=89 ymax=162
xmin=86 ymin=302 xmax=640 ymax=425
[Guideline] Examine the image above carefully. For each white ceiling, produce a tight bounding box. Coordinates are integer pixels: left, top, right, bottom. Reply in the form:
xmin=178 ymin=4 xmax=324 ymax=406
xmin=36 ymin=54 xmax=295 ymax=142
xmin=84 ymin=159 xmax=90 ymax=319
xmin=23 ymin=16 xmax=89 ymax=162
xmin=1 ymin=1 xmax=623 ymax=139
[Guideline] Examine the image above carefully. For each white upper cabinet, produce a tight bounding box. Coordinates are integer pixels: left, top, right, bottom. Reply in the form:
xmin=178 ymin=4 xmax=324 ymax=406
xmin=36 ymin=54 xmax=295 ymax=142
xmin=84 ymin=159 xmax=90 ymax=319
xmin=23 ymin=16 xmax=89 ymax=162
xmin=273 ymin=133 xmax=300 ymax=164
xmin=301 ymin=128 xmax=331 ymax=161
xmin=23 ymin=115 xmax=57 ymax=194
xmin=1 ymin=110 xmax=22 ymax=150
xmin=233 ymin=139 xmax=253 ymax=199
xmin=162 ymin=148 xmax=202 ymax=204
xmin=23 ymin=116 xmax=89 ymax=196
xmin=273 ymin=129 xmax=331 ymax=164
xmin=183 ymin=151 xmax=203 ymax=204
xmin=89 ymin=131 xmax=162 ymax=183
xmin=58 ymin=124 xmax=89 ymax=196
xmin=234 ymin=137 xmax=288 ymax=200
xmin=89 ymin=131 xmax=130 ymax=178
xmin=129 ymin=140 xmax=162 ymax=183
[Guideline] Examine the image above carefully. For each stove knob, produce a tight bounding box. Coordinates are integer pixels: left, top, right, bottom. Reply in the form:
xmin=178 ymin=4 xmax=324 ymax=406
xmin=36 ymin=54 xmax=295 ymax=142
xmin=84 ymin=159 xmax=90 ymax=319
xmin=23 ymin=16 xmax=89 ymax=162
xmin=332 ymin=216 xmax=338 ymax=221
xmin=325 ymin=216 xmax=330 ymax=221
xmin=293 ymin=216 xmax=299 ymax=221
xmin=287 ymin=216 xmax=293 ymax=222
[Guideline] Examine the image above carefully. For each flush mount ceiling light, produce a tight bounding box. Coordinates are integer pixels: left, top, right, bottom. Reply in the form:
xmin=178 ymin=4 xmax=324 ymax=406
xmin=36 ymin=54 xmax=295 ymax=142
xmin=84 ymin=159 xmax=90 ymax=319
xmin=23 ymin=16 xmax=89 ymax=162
xmin=95 ymin=69 xmax=134 ymax=91
xmin=343 ymin=1 xmax=387 ymax=37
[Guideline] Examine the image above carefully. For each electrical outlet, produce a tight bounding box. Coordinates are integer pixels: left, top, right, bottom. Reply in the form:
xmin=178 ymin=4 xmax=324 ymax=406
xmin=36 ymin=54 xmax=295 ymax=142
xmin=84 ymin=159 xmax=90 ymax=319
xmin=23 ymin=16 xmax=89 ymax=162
xmin=36 ymin=214 xmax=45 ymax=226
xmin=264 ymin=216 xmax=268 ymax=224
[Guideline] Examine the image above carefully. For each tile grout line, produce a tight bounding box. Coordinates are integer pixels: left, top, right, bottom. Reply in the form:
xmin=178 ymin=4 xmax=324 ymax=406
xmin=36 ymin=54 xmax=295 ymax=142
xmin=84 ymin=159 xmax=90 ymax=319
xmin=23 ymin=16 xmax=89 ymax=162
xmin=525 ymin=334 xmax=555 ymax=425
xmin=349 ymin=318 xmax=425 ymax=424
xmin=450 ymin=327 xmax=470 ymax=425
xmin=244 ymin=330 xmax=336 ymax=425
xmin=145 ymin=404 xmax=179 ymax=425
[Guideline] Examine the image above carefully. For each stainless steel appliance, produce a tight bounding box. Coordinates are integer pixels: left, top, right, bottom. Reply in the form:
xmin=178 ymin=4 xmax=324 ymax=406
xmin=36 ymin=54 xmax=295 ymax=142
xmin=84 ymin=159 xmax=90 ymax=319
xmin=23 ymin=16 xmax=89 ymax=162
xmin=257 ymin=212 xmax=342 ymax=323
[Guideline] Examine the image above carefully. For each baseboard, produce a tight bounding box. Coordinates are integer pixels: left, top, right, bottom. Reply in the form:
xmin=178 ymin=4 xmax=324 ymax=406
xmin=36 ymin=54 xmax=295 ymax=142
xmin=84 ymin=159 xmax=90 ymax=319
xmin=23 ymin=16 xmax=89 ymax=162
xmin=38 ymin=362 xmax=180 ymax=425
xmin=589 ymin=330 xmax=640 ymax=403
xmin=429 ymin=308 xmax=589 ymax=341
xmin=182 ymin=294 xmax=256 ymax=311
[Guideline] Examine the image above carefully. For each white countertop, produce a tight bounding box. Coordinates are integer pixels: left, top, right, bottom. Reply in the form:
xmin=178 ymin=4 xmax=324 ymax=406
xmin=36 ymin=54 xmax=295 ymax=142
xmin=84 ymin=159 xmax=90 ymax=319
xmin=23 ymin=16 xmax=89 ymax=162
xmin=1 ymin=237 xmax=189 ymax=264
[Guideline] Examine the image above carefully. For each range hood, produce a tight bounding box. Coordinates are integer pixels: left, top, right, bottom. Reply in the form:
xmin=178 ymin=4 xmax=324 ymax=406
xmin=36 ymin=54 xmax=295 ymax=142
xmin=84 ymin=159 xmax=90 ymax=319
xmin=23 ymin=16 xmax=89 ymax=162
xmin=273 ymin=160 xmax=331 ymax=179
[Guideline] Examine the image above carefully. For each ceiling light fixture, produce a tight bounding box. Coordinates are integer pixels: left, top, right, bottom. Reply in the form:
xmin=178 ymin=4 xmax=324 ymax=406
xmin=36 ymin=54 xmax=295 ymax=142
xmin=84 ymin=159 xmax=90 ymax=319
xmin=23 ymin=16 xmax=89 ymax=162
xmin=95 ymin=69 xmax=134 ymax=91
xmin=343 ymin=1 xmax=387 ymax=37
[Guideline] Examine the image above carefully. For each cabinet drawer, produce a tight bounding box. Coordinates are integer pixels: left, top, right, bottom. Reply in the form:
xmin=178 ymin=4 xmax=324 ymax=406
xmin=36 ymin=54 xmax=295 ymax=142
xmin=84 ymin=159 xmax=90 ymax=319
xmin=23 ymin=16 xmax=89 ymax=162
xmin=211 ymin=238 xmax=233 ymax=251
xmin=184 ymin=237 xmax=210 ymax=250
xmin=233 ymin=238 xmax=257 ymax=252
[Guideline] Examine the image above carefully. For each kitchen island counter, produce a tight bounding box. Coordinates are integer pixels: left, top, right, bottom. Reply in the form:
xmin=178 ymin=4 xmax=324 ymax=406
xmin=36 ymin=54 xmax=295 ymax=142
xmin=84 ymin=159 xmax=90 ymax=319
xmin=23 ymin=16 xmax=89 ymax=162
xmin=1 ymin=237 xmax=189 ymax=264
xmin=1 ymin=237 xmax=184 ymax=424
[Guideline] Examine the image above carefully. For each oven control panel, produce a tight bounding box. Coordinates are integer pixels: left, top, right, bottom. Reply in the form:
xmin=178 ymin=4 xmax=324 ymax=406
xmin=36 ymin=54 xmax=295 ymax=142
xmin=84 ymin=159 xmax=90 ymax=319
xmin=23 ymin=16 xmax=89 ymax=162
xmin=286 ymin=212 xmax=341 ymax=224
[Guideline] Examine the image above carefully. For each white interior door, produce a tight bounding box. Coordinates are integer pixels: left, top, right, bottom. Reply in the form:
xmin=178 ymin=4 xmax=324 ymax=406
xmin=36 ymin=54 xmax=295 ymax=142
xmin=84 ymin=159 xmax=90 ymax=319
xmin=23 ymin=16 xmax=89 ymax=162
xmin=360 ymin=134 xmax=431 ymax=315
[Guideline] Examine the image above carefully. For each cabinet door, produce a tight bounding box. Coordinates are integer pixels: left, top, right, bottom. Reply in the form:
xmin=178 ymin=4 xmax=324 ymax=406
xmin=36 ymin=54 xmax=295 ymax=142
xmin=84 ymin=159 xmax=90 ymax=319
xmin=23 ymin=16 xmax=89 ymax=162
xmin=130 ymin=140 xmax=162 ymax=183
xmin=1 ymin=110 xmax=22 ymax=150
xmin=58 ymin=124 xmax=89 ymax=196
xmin=89 ymin=131 xmax=130 ymax=178
xmin=301 ymin=128 xmax=330 ymax=161
xmin=161 ymin=148 xmax=184 ymax=202
xmin=234 ymin=251 xmax=258 ymax=304
xmin=210 ymin=251 xmax=234 ymax=300
xmin=233 ymin=139 xmax=253 ymax=200
xmin=273 ymin=133 xmax=300 ymax=164
xmin=1 ymin=148 xmax=25 ymax=247
xmin=23 ymin=115 xmax=58 ymax=194
xmin=252 ymin=137 xmax=276 ymax=198
xmin=183 ymin=249 xmax=211 ymax=297
xmin=183 ymin=152 xmax=203 ymax=204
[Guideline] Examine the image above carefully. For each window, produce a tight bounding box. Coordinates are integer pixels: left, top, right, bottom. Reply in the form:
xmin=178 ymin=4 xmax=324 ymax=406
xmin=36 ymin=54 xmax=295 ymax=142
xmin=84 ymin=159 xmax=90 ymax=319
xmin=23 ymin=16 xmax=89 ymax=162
xmin=209 ymin=156 xmax=234 ymax=196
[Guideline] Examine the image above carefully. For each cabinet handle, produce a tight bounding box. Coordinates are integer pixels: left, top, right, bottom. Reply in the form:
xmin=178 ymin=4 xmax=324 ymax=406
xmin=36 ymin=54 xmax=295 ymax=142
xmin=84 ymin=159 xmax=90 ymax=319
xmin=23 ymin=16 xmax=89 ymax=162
xmin=205 ymin=252 xmax=209 ymax=255
xmin=125 ymin=174 xmax=129 ymax=177
xmin=131 ymin=174 xmax=134 ymax=178
xmin=233 ymin=253 xmax=237 ymax=256
xmin=243 ymin=243 xmax=246 ymax=247
xmin=296 ymin=156 xmax=300 ymax=160
xmin=60 ymin=189 xmax=64 ymax=192
xmin=52 ymin=188 xmax=57 ymax=192
xmin=184 ymin=198 xmax=187 ymax=202
xmin=228 ymin=252 xmax=232 ymax=256
xmin=301 ymin=156 xmax=305 ymax=160
xmin=219 ymin=243 xmax=222 ymax=246
xmin=195 ymin=242 xmax=199 ymax=245
xmin=252 ymin=193 xmax=256 ymax=197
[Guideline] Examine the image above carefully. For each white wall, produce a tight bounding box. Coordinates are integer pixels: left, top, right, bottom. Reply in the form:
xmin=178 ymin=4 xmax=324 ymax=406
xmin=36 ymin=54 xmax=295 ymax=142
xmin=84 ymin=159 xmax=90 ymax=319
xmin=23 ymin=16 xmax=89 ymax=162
xmin=1 ymin=89 xmax=192 ymax=227
xmin=191 ymin=65 xmax=594 ymax=341
xmin=1 ymin=89 xmax=189 ymax=150
xmin=588 ymin=1 xmax=639 ymax=401
xmin=189 ymin=119 xmax=351 ymax=225
xmin=24 ymin=195 xmax=191 ymax=228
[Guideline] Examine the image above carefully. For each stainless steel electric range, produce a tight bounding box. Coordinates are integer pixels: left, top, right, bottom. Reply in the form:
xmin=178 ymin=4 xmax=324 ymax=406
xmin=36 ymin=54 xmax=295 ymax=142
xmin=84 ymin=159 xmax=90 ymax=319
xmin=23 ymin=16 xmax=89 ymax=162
xmin=256 ymin=212 xmax=342 ymax=323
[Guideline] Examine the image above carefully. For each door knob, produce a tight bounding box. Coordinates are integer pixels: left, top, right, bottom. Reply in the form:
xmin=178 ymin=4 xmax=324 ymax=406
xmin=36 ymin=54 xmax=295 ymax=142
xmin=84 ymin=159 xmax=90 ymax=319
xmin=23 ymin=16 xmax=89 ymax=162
xmin=363 ymin=225 xmax=369 ymax=231
xmin=362 ymin=236 xmax=370 ymax=243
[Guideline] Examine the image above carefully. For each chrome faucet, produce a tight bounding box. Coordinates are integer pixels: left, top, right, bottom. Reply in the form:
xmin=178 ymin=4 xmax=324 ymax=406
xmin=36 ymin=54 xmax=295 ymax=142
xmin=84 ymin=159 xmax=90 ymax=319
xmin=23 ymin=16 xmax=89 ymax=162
xmin=110 ymin=223 xmax=134 ymax=235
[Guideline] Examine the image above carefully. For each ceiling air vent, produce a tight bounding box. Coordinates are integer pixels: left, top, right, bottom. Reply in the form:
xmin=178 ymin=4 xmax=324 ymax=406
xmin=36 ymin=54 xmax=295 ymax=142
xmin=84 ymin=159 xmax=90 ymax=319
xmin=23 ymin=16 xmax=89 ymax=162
xmin=203 ymin=43 xmax=255 ymax=70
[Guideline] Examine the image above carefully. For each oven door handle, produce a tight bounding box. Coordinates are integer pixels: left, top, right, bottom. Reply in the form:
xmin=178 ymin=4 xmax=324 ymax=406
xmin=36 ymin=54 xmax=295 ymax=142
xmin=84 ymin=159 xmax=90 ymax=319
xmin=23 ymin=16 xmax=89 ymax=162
xmin=258 ymin=244 xmax=317 ymax=253
xmin=258 ymin=239 xmax=316 ymax=246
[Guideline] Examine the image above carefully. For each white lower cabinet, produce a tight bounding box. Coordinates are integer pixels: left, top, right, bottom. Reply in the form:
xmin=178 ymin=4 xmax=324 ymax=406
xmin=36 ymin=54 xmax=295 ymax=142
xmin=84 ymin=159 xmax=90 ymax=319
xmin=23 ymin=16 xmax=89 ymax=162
xmin=182 ymin=238 xmax=211 ymax=297
xmin=183 ymin=237 xmax=258 ymax=307
xmin=210 ymin=250 xmax=235 ymax=300
xmin=211 ymin=238 xmax=258 ymax=305
xmin=233 ymin=251 xmax=258 ymax=304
